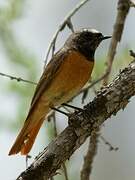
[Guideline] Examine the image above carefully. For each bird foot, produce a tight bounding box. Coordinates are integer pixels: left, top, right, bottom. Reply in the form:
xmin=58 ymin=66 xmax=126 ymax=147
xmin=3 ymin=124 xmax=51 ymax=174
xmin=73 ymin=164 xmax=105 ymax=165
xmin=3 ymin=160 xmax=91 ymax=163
xmin=51 ymin=107 xmax=69 ymax=116
xmin=62 ymin=103 xmax=83 ymax=111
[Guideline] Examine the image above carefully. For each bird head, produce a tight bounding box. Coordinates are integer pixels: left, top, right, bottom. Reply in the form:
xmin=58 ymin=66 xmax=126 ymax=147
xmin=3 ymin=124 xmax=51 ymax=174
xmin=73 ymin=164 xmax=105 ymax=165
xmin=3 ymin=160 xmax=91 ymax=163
xmin=65 ymin=28 xmax=111 ymax=60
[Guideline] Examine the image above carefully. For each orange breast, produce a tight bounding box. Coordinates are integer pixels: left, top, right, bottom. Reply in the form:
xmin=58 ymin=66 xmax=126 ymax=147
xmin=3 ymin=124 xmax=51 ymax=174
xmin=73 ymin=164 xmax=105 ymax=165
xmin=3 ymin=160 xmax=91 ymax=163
xmin=41 ymin=50 xmax=94 ymax=106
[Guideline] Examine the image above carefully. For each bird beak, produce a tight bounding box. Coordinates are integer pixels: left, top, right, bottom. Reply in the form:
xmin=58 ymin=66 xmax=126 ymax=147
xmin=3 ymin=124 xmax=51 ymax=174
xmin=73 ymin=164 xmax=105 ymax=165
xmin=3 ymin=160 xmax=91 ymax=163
xmin=101 ymin=36 xmax=112 ymax=40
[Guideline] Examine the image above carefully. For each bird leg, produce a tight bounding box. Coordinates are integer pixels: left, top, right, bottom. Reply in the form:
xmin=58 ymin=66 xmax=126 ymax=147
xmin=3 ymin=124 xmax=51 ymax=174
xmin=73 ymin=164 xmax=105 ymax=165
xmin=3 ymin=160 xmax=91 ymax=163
xmin=51 ymin=107 xmax=69 ymax=116
xmin=62 ymin=103 xmax=83 ymax=111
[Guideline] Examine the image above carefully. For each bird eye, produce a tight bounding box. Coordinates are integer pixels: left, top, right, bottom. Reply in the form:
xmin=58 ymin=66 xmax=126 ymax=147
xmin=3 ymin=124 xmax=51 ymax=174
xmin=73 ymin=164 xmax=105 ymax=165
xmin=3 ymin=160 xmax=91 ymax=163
xmin=96 ymin=33 xmax=102 ymax=37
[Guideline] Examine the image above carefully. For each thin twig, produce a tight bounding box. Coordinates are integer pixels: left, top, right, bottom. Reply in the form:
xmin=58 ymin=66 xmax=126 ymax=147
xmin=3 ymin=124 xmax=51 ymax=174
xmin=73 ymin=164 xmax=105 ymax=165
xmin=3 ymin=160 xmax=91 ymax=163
xmin=51 ymin=111 xmax=69 ymax=180
xmin=80 ymin=85 xmax=100 ymax=180
xmin=103 ymin=0 xmax=130 ymax=85
xmin=44 ymin=0 xmax=90 ymax=67
xmin=100 ymin=135 xmax=119 ymax=151
xmin=78 ymin=72 xmax=108 ymax=103
xmin=80 ymin=80 xmax=101 ymax=180
xmin=0 ymin=72 xmax=37 ymax=85
xmin=48 ymin=113 xmax=59 ymax=180
xmin=62 ymin=163 xmax=69 ymax=180
xmin=81 ymin=130 xmax=100 ymax=180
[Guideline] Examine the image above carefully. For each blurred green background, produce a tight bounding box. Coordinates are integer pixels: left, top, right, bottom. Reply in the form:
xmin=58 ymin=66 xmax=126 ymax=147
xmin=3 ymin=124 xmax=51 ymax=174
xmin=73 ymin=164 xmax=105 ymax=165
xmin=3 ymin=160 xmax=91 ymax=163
xmin=0 ymin=0 xmax=135 ymax=180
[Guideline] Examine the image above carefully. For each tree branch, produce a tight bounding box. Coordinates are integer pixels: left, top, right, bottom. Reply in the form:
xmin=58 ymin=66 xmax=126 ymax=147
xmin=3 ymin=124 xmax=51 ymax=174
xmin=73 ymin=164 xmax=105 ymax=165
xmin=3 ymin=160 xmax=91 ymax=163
xmin=16 ymin=58 xmax=135 ymax=180
xmin=80 ymin=129 xmax=99 ymax=180
xmin=103 ymin=0 xmax=130 ymax=85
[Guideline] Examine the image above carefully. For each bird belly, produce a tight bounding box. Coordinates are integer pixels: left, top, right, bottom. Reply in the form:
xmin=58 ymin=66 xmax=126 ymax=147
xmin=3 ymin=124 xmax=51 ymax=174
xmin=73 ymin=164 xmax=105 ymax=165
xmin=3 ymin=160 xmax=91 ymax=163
xmin=40 ymin=51 xmax=94 ymax=107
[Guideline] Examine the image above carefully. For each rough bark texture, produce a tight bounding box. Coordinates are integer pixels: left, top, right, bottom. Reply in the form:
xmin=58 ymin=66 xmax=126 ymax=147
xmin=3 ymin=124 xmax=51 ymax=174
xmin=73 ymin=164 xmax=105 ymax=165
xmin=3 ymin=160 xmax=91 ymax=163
xmin=17 ymin=60 xmax=135 ymax=180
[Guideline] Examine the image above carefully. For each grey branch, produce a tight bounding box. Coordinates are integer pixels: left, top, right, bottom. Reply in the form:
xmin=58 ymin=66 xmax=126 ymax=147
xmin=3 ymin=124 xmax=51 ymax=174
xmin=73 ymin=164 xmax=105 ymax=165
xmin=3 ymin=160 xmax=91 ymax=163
xmin=80 ymin=129 xmax=100 ymax=180
xmin=103 ymin=0 xmax=130 ymax=85
xmin=16 ymin=59 xmax=135 ymax=180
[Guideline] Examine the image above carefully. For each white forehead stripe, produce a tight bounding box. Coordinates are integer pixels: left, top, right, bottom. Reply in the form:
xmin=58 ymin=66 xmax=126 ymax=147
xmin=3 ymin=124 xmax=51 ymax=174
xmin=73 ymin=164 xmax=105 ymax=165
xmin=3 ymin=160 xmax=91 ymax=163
xmin=83 ymin=28 xmax=100 ymax=34
xmin=89 ymin=29 xmax=100 ymax=33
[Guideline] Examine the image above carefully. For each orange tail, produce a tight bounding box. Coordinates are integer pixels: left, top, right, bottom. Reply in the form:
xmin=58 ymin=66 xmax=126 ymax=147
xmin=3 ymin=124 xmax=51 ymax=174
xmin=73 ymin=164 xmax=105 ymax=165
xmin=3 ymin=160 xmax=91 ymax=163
xmin=9 ymin=108 xmax=49 ymax=155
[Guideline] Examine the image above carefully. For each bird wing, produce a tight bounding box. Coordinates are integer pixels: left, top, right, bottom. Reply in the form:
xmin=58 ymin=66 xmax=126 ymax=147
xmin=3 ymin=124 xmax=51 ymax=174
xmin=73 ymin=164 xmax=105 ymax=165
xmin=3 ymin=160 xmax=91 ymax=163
xmin=8 ymin=48 xmax=69 ymax=155
xmin=27 ymin=47 xmax=68 ymax=117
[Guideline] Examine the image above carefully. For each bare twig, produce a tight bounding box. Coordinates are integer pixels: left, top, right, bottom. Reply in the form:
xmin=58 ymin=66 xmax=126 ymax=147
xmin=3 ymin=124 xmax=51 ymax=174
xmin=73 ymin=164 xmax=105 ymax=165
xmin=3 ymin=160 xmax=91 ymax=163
xmin=103 ymin=0 xmax=130 ymax=85
xmin=62 ymin=163 xmax=69 ymax=180
xmin=80 ymin=78 xmax=101 ymax=180
xmin=80 ymin=90 xmax=100 ymax=180
xmin=44 ymin=0 xmax=90 ymax=67
xmin=0 ymin=72 xmax=37 ymax=85
xmin=81 ymin=129 xmax=100 ymax=180
xmin=81 ymin=79 xmax=100 ymax=180
xmin=80 ymin=72 xmax=108 ymax=103
xmin=50 ymin=110 xmax=69 ymax=180
xmin=68 ymin=72 xmax=108 ymax=104
xmin=100 ymin=135 xmax=119 ymax=151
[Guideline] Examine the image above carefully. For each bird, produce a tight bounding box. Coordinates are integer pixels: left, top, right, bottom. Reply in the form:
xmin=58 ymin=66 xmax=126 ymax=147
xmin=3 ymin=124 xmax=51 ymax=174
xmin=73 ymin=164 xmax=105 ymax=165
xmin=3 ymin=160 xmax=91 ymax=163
xmin=9 ymin=28 xmax=111 ymax=155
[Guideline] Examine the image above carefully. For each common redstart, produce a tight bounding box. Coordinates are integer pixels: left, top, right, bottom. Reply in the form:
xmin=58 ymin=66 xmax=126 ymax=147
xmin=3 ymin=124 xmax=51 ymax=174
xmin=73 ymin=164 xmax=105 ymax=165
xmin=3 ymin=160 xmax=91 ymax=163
xmin=9 ymin=28 xmax=111 ymax=155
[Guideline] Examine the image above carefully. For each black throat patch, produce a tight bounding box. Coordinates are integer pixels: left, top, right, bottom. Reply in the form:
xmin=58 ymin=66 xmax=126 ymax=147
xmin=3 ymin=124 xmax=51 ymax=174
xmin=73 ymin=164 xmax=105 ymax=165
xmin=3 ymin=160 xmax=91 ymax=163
xmin=77 ymin=45 xmax=95 ymax=61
